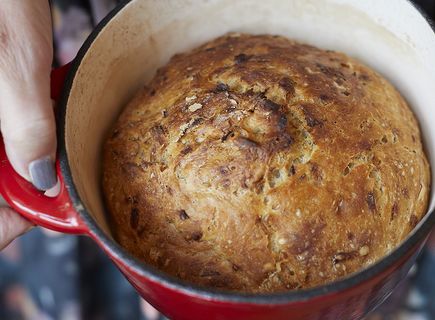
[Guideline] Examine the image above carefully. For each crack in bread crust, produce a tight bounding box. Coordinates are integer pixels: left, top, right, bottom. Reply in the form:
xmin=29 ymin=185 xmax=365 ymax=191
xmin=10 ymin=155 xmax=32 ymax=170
xmin=103 ymin=33 xmax=430 ymax=293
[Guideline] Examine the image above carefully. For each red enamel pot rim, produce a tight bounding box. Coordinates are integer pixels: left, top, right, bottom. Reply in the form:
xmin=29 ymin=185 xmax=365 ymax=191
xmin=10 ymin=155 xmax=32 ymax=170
xmin=53 ymin=0 xmax=435 ymax=304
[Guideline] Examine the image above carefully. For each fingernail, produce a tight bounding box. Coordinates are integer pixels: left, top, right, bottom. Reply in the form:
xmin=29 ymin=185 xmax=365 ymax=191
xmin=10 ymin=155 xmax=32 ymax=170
xmin=28 ymin=156 xmax=57 ymax=191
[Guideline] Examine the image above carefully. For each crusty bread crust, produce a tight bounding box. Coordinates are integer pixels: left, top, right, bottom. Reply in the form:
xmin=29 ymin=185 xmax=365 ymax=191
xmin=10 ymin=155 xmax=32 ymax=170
xmin=103 ymin=34 xmax=430 ymax=293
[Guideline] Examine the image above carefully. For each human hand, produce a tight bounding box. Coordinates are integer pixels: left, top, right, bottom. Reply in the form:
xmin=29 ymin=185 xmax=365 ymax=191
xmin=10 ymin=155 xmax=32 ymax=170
xmin=0 ymin=0 xmax=56 ymax=249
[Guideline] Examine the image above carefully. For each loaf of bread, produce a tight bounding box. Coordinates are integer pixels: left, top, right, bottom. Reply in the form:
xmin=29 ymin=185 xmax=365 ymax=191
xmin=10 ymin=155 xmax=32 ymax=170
xmin=103 ymin=34 xmax=430 ymax=293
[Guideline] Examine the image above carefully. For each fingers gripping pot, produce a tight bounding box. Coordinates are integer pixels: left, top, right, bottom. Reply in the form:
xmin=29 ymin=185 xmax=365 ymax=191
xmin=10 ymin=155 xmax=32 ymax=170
xmin=0 ymin=1 xmax=434 ymax=319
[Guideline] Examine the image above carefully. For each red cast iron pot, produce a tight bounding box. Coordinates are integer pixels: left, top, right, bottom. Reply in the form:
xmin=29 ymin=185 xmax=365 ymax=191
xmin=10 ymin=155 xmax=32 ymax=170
xmin=1 ymin=1 xmax=435 ymax=319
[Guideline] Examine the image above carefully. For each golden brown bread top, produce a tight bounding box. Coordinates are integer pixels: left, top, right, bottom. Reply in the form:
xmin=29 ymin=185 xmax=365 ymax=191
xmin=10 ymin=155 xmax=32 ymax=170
xmin=103 ymin=34 xmax=430 ymax=293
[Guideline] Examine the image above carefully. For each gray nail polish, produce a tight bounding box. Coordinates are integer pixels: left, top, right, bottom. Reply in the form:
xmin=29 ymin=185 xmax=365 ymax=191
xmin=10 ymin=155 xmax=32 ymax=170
xmin=28 ymin=156 xmax=57 ymax=191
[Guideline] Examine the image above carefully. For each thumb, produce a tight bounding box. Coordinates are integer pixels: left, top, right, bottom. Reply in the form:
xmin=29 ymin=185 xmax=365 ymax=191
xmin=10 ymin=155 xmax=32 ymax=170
xmin=0 ymin=78 xmax=57 ymax=191
xmin=0 ymin=0 xmax=57 ymax=191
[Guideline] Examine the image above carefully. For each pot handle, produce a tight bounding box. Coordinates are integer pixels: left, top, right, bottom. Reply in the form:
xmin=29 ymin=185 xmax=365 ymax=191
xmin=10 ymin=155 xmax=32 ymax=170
xmin=0 ymin=65 xmax=87 ymax=234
